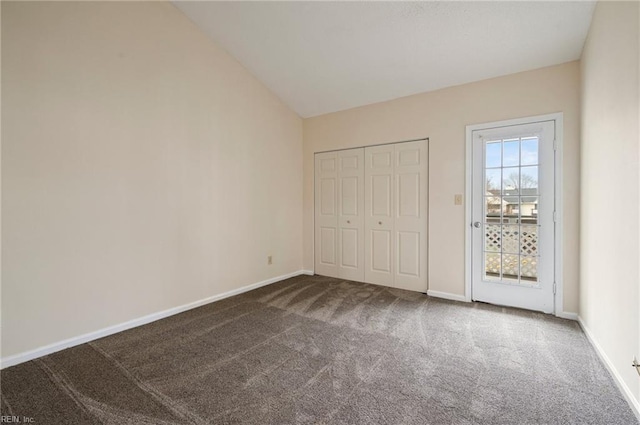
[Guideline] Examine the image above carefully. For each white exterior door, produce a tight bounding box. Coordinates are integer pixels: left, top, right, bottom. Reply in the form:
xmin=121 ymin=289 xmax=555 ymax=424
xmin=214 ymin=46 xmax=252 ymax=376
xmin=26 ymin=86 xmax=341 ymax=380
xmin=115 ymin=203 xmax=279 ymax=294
xmin=471 ymin=121 xmax=555 ymax=313
xmin=338 ymin=149 xmax=365 ymax=281
xmin=315 ymin=152 xmax=339 ymax=278
xmin=393 ymin=141 xmax=428 ymax=292
xmin=365 ymin=144 xmax=395 ymax=286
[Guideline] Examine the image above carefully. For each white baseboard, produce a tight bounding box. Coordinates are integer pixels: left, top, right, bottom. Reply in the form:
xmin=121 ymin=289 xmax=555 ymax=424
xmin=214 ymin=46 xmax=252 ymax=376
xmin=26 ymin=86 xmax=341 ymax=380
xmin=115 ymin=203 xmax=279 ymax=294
xmin=301 ymin=270 xmax=314 ymax=275
xmin=426 ymin=290 xmax=468 ymax=303
xmin=0 ymin=270 xmax=307 ymax=370
xmin=578 ymin=316 xmax=640 ymax=421
xmin=555 ymin=311 xmax=579 ymax=321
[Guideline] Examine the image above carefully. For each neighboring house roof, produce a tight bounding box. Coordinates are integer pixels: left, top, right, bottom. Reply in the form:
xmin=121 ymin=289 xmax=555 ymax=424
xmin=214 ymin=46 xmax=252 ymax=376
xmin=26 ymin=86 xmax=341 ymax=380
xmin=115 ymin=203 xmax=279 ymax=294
xmin=487 ymin=189 xmax=538 ymax=205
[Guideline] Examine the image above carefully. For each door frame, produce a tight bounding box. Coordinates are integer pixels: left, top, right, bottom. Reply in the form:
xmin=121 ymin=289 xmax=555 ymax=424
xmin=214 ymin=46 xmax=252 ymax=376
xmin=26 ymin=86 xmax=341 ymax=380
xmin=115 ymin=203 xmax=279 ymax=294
xmin=465 ymin=113 xmax=564 ymax=316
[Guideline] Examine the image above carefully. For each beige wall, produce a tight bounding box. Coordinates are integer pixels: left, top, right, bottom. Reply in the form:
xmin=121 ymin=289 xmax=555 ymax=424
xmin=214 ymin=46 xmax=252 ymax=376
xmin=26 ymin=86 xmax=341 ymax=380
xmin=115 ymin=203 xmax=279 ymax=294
xmin=304 ymin=62 xmax=581 ymax=314
xmin=1 ymin=1 xmax=303 ymax=358
xmin=580 ymin=0 xmax=640 ymax=407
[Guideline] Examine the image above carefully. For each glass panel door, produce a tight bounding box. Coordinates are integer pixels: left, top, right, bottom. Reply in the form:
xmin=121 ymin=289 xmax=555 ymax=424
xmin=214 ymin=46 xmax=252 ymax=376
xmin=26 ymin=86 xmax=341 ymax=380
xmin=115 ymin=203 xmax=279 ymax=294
xmin=471 ymin=119 xmax=555 ymax=314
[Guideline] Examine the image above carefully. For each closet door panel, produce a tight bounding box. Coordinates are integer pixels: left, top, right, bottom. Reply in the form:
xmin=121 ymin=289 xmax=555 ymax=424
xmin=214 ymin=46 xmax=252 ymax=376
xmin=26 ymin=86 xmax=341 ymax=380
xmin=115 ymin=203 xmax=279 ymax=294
xmin=338 ymin=149 xmax=364 ymax=281
xmin=315 ymin=152 xmax=339 ymax=278
xmin=365 ymin=145 xmax=395 ymax=286
xmin=371 ymin=229 xmax=392 ymax=273
xmin=394 ymin=141 xmax=428 ymax=292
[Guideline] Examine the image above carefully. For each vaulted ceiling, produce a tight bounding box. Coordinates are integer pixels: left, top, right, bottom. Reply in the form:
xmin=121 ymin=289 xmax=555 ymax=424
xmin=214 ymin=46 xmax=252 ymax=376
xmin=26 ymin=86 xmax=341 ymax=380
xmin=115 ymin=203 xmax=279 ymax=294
xmin=173 ymin=1 xmax=596 ymax=118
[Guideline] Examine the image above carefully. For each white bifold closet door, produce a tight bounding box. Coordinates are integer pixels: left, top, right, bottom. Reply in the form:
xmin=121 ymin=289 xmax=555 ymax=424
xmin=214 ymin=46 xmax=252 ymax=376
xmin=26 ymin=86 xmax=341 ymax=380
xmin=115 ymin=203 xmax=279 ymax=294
xmin=315 ymin=140 xmax=427 ymax=293
xmin=314 ymin=148 xmax=365 ymax=281
xmin=364 ymin=140 xmax=428 ymax=292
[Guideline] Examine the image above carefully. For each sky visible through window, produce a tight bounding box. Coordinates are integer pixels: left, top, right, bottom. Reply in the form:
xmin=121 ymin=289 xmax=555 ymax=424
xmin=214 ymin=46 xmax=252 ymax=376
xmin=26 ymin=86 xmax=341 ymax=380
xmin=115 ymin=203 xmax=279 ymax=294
xmin=485 ymin=137 xmax=538 ymax=191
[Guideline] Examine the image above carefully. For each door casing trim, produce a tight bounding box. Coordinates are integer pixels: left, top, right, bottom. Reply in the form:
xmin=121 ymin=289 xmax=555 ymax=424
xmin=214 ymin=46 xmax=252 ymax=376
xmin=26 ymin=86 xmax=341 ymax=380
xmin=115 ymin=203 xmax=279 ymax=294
xmin=465 ymin=113 xmax=564 ymax=316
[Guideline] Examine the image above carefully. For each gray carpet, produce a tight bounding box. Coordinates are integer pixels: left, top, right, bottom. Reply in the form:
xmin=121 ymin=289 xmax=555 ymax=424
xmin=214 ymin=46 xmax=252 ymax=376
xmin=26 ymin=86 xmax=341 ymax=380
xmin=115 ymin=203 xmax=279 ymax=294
xmin=1 ymin=275 xmax=637 ymax=424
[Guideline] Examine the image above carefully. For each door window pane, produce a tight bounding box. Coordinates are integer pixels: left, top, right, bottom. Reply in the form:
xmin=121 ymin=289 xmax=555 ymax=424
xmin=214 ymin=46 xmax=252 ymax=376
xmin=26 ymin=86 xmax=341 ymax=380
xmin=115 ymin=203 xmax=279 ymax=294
xmin=502 ymin=254 xmax=519 ymax=281
xmin=502 ymin=225 xmax=519 ymax=254
xmin=485 ymin=225 xmax=501 ymax=252
xmin=520 ymin=196 xmax=538 ymax=224
xmin=521 ymin=137 xmax=538 ymax=166
xmin=486 ymin=141 xmax=501 ymax=168
xmin=485 ymin=196 xmax=505 ymax=221
xmin=485 ymin=168 xmax=502 ymax=192
xmin=485 ymin=252 xmax=501 ymax=279
xmin=520 ymin=166 xmax=538 ymax=194
xmin=520 ymin=256 xmax=538 ymax=282
xmin=503 ymin=167 xmax=520 ymax=195
xmin=520 ymin=225 xmax=538 ymax=255
xmin=503 ymin=139 xmax=520 ymax=167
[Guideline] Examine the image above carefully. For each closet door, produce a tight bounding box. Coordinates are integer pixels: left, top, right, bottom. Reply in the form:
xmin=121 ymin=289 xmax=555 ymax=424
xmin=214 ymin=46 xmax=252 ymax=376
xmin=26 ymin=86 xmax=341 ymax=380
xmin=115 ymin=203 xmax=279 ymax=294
xmin=393 ymin=141 xmax=428 ymax=292
xmin=338 ymin=149 xmax=365 ymax=281
xmin=365 ymin=145 xmax=395 ymax=286
xmin=315 ymin=152 xmax=339 ymax=278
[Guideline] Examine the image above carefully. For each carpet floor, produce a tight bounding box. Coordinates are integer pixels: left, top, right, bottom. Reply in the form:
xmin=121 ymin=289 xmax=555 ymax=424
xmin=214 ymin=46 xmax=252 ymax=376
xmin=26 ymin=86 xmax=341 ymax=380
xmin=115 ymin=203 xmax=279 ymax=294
xmin=1 ymin=275 xmax=638 ymax=424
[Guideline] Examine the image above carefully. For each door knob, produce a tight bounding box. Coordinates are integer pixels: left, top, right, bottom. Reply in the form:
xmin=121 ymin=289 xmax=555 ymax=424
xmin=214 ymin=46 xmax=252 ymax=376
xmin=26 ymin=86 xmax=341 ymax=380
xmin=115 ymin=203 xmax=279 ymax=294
xmin=473 ymin=221 xmax=481 ymax=228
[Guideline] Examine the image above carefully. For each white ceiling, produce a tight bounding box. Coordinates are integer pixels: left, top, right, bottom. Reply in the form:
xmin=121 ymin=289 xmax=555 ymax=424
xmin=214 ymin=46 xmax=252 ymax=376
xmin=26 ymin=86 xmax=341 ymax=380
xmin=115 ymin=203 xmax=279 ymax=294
xmin=173 ymin=1 xmax=595 ymax=118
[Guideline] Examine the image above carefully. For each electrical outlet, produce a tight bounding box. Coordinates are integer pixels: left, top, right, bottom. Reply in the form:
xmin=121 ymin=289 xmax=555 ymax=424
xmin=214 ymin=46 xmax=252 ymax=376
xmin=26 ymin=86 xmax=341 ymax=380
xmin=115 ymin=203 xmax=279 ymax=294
xmin=267 ymin=255 xmax=273 ymax=265
xmin=454 ymin=194 xmax=463 ymax=205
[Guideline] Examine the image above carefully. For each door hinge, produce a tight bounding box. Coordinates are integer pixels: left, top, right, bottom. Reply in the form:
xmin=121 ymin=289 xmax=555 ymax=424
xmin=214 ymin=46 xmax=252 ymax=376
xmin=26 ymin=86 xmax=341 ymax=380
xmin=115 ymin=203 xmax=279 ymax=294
xmin=553 ymin=211 xmax=557 ymax=222
xmin=553 ymin=139 xmax=557 ymax=151
xmin=553 ymin=282 xmax=557 ymax=295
